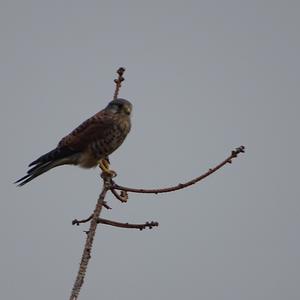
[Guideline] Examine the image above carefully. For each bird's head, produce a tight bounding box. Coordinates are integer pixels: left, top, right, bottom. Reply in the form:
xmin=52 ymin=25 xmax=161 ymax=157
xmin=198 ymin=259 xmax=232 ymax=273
xmin=106 ymin=98 xmax=132 ymax=116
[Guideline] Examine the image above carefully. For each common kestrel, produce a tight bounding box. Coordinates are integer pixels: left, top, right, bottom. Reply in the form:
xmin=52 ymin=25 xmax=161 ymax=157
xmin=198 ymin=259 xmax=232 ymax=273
xmin=15 ymin=98 xmax=132 ymax=186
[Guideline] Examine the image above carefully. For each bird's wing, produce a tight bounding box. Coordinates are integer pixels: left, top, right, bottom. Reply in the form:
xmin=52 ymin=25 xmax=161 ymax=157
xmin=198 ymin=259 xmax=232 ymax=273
xmin=58 ymin=111 xmax=116 ymax=151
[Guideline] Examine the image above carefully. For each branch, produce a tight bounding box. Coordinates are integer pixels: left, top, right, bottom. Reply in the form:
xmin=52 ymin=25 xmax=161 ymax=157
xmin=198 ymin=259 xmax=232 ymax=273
xmin=72 ymin=215 xmax=93 ymax=226
xmin=98 ymin=218 xmax=158 ymax=230
xmin=73 ymin=215 xmax=158 ymax=230
xmin=70 ymin=67 xmax=127 ymax=299
xmin=69 ymin=175 xmax=111 ymax=300
xmin=113 ymin=67 xmax=125 ymax=100
xmin=112 ymin=146 xmax=245 ymax=194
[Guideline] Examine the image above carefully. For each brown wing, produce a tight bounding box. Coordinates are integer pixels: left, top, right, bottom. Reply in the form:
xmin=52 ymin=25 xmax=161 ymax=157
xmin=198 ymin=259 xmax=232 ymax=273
xmin=58 ymin=111 xmax=116 ymax=151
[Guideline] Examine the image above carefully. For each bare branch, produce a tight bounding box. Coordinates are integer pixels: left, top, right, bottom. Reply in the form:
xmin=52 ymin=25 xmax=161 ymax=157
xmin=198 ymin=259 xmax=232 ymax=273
xmin=72 ymin=215 xmax=158 ymax=230
xmin=72 ymin=214 xmax=93 ymax=226
xmin=98 ymin=218 xmax=159 ymax=230
xmin=113 ymin=67 xmax=125 ymax=100
xmin=69 ymin=175 xmax=112 ymax=300
xmin=112 ymin=146 xmax=245 ymax=194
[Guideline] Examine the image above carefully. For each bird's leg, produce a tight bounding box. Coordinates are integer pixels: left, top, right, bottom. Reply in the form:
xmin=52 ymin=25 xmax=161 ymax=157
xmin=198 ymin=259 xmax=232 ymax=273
xmin=99 ymin=158 xmax=117 ymax=177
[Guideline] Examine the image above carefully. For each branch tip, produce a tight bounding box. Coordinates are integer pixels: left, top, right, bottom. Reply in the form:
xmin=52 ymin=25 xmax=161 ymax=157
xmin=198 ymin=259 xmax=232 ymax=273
xmin=117 ymin=67 xmax=126 ymax=75
xmin=113 ymin=67 xmax=126 ymax=100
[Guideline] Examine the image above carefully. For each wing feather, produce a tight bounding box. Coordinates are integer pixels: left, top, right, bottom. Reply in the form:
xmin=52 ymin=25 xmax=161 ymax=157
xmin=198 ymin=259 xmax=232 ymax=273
xmin=58 ymin=111 xmax=117 ymax=151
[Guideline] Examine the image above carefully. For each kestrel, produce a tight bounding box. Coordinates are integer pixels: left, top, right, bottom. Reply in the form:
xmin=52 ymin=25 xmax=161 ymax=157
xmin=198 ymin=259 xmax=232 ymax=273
xmin=15 ymin=98 xmax=132 ymax=186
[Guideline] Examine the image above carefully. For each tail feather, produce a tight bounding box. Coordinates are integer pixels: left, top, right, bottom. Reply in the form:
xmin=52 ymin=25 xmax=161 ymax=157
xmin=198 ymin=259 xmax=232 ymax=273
xmin=15 ymin=161 xmax=56 ymax=186
xmin=15 ymin=149 xmax=81 ymax=186
xmin=29 ymin=147 xmax=76 ymax=167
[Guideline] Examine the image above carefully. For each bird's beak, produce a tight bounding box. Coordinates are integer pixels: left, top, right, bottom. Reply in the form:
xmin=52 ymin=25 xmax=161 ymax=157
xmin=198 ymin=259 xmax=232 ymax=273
xmin=124 ymin=106 xmax=131 ymax=115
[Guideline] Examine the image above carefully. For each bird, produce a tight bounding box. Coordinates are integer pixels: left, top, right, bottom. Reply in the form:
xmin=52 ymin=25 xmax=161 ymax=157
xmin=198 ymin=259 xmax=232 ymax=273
xmin=15 ymin=98 xmax=132 ymax=186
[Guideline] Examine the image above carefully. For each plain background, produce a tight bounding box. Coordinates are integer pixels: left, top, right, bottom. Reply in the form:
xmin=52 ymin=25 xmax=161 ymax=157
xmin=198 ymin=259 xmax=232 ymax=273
xmin=1 ymin=1 xmax=299 ymax=299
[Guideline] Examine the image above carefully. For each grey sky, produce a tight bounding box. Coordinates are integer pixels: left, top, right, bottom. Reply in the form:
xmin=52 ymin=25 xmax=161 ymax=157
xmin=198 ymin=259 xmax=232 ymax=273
xmin=1 ymin=1 xmax=299 ymax=299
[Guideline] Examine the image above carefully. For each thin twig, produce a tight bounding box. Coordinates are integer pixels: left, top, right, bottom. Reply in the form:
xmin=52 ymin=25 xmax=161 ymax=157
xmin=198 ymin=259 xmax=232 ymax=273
xmin=113 ymin=67 xmax=125 ymax=100
xmin=103 ymin=201 xmax=112 ymax=209
xmin=72 ymin=215 xmax=93 ymax=226
xmin=69 ymin=175 xmax=112 ymax=300
xmin=98 ymin=218 xmax=159 ymax=230
xmin=112 ymin=146 xmax=245 ymax=194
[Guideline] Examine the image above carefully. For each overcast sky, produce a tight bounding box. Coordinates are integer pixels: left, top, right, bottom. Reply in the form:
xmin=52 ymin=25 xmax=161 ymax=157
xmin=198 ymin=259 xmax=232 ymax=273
xmin=1 ymin=1 xmax=299 ymax=299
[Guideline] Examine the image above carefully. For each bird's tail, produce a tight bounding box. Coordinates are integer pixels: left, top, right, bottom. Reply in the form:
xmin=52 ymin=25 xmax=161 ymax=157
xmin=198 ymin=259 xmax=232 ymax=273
xmin=15 ymin=147 xmax=79 ymax=186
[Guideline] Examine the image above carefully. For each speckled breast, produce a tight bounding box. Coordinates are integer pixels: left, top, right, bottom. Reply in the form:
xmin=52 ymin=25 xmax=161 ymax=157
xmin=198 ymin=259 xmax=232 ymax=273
xmin=89 ymin=117 xmax=131 ymax=159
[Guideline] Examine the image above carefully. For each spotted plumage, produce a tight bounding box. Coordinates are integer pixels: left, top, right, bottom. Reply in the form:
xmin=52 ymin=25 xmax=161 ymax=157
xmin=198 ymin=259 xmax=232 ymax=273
xmin=15 ymin=98 xmax=132 ymax=186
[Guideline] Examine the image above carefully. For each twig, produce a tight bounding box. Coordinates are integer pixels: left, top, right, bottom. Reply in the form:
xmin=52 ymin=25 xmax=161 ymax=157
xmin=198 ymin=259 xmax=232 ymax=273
xmin=103 ymin=201 xmax=112 ymax=209
xmin=69 ymin=175 xmax=111 ymax=300
xmin=98 ymin=218 xmax=159 ymax=230
xmin=112 ymin=146 xmax=245 ymax=194
xmin=110 ymin=188 xmax=128 ymax=202
xmin=113 ymin=67 xmax=125 ymax=100
xmin=72 ymin=215 xmax=93 ymax=226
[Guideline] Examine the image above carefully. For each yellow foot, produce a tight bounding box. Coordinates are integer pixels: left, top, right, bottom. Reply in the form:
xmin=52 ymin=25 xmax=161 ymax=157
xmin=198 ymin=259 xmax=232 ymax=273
xmin=99 ymin=159 xmax=117 ymax=177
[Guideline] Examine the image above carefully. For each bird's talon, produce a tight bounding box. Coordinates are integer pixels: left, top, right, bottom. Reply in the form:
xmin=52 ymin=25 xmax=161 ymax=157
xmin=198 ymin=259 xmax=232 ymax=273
xmin=99 ymin=159 xmax=117 ymax=177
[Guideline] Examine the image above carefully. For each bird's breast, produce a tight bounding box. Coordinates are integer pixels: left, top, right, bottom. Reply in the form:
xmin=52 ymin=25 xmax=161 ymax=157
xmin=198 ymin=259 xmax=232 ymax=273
xmin=80 ymin=117 xmax=131 ymax=168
